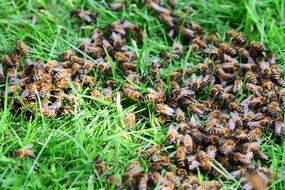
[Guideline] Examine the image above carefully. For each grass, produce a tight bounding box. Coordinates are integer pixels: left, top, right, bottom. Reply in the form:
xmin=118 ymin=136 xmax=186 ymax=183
xmin=0 ymin=0 xmax=284 ymax=189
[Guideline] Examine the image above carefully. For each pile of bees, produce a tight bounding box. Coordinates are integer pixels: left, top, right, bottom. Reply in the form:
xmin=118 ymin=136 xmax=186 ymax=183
xmin=1 ymin=1 xmax=284 ymax=189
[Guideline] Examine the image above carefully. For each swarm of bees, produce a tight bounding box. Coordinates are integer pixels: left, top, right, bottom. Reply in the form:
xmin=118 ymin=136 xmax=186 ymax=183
xmin=1 ymin=1 xmax=284 ymax=189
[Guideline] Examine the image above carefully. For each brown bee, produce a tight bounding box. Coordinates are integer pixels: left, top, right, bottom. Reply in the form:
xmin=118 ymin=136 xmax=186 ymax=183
xmin=246 ymin=128 xmax=262 ymax=141
xmin=114 ymin=51 xmax=136 ymax=63
xmin=245 ymin=168 xmax=273 ymax=190
xmin=246 ymin=70 xmax=258 ymax=84
xmin=220 ymin=139 xmax=236 ymax=154
xmin=176 ymin=146 xmax=186 ymax=167
xmin=155 ymin=103 xmax=175 ymax=116
xmin=2 ymin=54 xmax=12 ymax=67
xmin=190 ymin=128 xmax=203 ymax=142
xmin=233 ymin=152 xmax=253 ymax=165
xmin=197 ymin=151 xmax=211 ymax=171
xmin=187 ymin=102 xmax=203 ymax=117
xmin=110 ymin=32 xmax=125 ymax=47
xmin=152 ymin=155 xmax=170 ymax=164
xmin=124 ymin=111 xmax=136 ymax=127
xmin=250 ymin=41 xmax=267 ymax=52
xmin=238 ymin=47 xmax=254 ymax=63
xmin=226 ymin=31 xmax=246 ymax=44
xmin=192 ymin=36 xmax=207 ymax=49
xmin=150 ymin=172 xmax=161 ymax=183
xmin=197 ymin=181 xmax=220 ymax=190
xmin=254 ymin=150 xmax=269 ymax=161
xmin=219 ymin=43 xmax=237 ymax=56
xmin=216 ymin=67 xmax=235 ymax=81
xmin=267 ymin=101 xmax=280 ymax=116
xmin=175 ymin=108 xmax=185 ymax=122
xmin=207 ymin=145 xmax=217 ymax=160
xmin=256 ymin=58 xmax=271 ymax=78
xmin=180 ymin=27 xmax=195 ymax=39
xmin=144 ymin=145 xmax=162 ymax=159
xmin=108 ymin=1 xmax=125 ymax=11
xmin=13 ymin=145 xmax=35 ymax=159
xmin=274 ymin=117 xmax=284 ymax=136
xmin=137 ymin=174 xmax=148 ymax=190
xmin=166 ymin=125 xmax=179 ymax=144
xmin=71 ymin=9 xmax=96 ymax=23
xmin=172 ymin=42 xmax=183 ymax=60
xmin=60 ymin=49 xmax=74 ymax=61
xmin=270 ymin=64 xmax=281 ymax=81
xmin=148 ymin=1 xmax=171 ymax=15
xmin=15 ymin=40 xmax=28 ymax=57
xmin=122 ymin=83 xmax=142 ymax=101
xmin=158 ymin=13 xmax=175 ymax=28
xmin=219 ymin=92 xmax=235 ymax=103
xmin=246 ymin=83 xmax=263 ymax=96
xmin=208 ymin=34 xmax=220 ymax=46
xmin=182 ymin=134 xmax=193 ymax=152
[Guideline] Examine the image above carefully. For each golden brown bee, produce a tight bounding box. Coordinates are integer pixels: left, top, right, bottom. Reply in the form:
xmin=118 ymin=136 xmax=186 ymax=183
xmin=114 ymin=51 xmax=136 ymax=63
xmin=226 ymin=31 xmax=246 ymax=44
xmin=108 ymin=1 xmax=125 ymax=11
xmin=124 ymin=111 xmax=136 ymax=127
xmin=169 ymin=71 xmax=182 ymax=81
xmin=196 ymin=181 xmax=220 ymax=190
xmin=233 ymin=152 xmax=253 ymax=165
xmin=110 ymin=32 xmax=125 ymax=47
xmin=220 ymin=139 xmax=236 ymax=154
xmin=2 ymin=54 xmax=12 ymax=67
xmin=216 ymin=67 xmax=235 ymax=81
xmin=219 ymin=92 xmax=235 ymax=103
xmin=83 ymin=60 xmax=94 ymax=73
xmin=221 ymin=61 xmax=237 ymax=73
xmin=210 ymin=84 xmax=223 ymax=96
xmin=60 ymin=49 xmax=74 ymax=61
xmin=190 ymin=128 xmax=203 ymax=142
xmin=197 ymin=151 xmax=211 ymax=171
xmin=152 ymin=155 xmax=170 ymax=163
xmin=219 ymin=43 xmax=237 ymax=56
xmin=256 ymin=58 xmax=271 ymax=78
xmin=187 ymin=102 xmax=203 ymax=117
xmin=93 ymin=156 xmax=106 ymax=175
xmin=267 ymin=101 xmax=280 ymax=116
xmin=182 ymin=134 xmax=193 ymax=152
xmin=246 ymin=71 xmax=257 ymax=84
xmin=176 ymin=146 xmax=186 ymax=167
xmin=150 ymin=172 xmax=161 ymax=183
xmin=180 ymin=27 xmax=195 ymax=39
xmin=250 ymin=41 xmax=267 ymax=52
xmin=40 ymin=82 xmax=53 ymax=99
xmin=175 ymin=108 xmax=185 ymax=122
xmin=144 ymin=144 xmax=162 ymax=159
xmin=13 ymin=145 xmax=35 ymax=159
xmin=166 ymin=125 xmax=179 ymax=144
xmin=122 ymin=83 xmax=142 ymax=101
xmin=192 ymin=36 xmax=207 ymax=49
xmin=253 ymin=149 xmax=269 ymax=161
xmin=246 ymin=83 xmax=263 ymax=96
xmin=232 ymin=79 xmax=243 ymax=93
xmin=172 ymin=42 xmax=183 ymax=60
xmin=206 ymin=145 xmax=217 ymax=160
xmin=90 ymin=88 xmax=103 ymax=98
xmin=15 ymin=40 xmax=28 ymax=57
xmin=270 ymin=64 xmax=281 ymax=81
xmin=137 ymin=174 xmax=148 ymax=190
xmin=52 ymin=67 xmax=70 ymax=82
xmin=71 ymin=9 xmax=96 ymax=23
xmin=158 ymin=13 xmax=175 ymax=28
xmin=246 ymin=128 xmax=262 ymax=141
xmin=144 ymin=88 xmax=164 ymax=103
xmin=208 ymin=34 xmax=220 ymax=46
xmin=155 ymin=103 xmax=175 ymax=116
xmin=148 ymin=0 xmax=171 ymax=15
xmin=245 ymin=168 xmax=273 ymax=190
xmin=122 ymin=61 xmax=136 ymax=72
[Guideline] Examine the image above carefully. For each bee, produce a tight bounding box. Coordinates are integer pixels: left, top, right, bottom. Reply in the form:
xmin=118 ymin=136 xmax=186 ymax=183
xmin=71 ymin=9 xmax=96 ymax=23
xmin=221 ymin=61 xmax=237 ymax=73
xmin=216 ymin=67 xmax=235 ymax=81
xmin=155 ymin=103 xmax=175 ymax=116
xmin=180 ymin=27 xmax=195 ymax=39
xmin=175 ymin=108 xmax=185 ymax=122
xmin=253 ymin=150 xmax=269 ymax=161
xmin=233 ymin=152 xmax=253 ymax=165
xmin=13 ymin=145 xmax=35 ymax=159
xmin=93 ymin=156 xmax=106 ymax=175
xmin=267 ymin=101 xmax=280 ymax=116
xmin=246 ymin=83 xmax=263 ymax=96
xmin=40 ymin=83 xmax=53 ymax=99
xmin=247 ymin=96 xmax=265 ymax=108
xmin=256 ymin=58 xmax=271 ymax=78
xmin=274 ymin=117 xmax=284 ymax=136
xmin=197 ymin=151 xmax=211 ymax=171
xmin=219 ymin=43 xmax=237 ymax=56
xmin=152 ymin=155 xmax=170 ymax=164
xmin=2 ymin=54 xmax=12 ymax=67
xmin=182 ymin=134 xmax=193 ymax=152
xmin=197 ymin=181 xmax=220 ymax=190
xmin=172 ymin=42 xmax=183 ymax=60
xmin=190 ymin=128 xmax=203 ymax=142
xmin=190 ymin=74 xmax=203 ymax=91
xmin=10 ymin=52 xmax=20 ymax=67
xmin=246 ymin=168 xmax=273 ymax=190
xmin=262 ymin=80 xmax=276 ymax=91
xmin=124 ymin=111 xmax=136 ymax=127
xmin=70 ymin=55 xmax=85 ymax=65
xmin=192 ymin=36 xmax=207 ymax=49
xmin=187 ymin=102 xmax=203 ymax=117
xmin=207 ymin=145 xmax=217 ymax=160
xmin=176 ymin=146 xmax=186 ymax=167
xmin=265 ymin=91 xmax=278 ymax=103
xmin=208 ymin=34 xmax=220 ymax=47
xmin=166 ymin=125 xmax=179 ymax=144
xmin=220 ymin=139 xmax=236 ymax=154
xmin=122 ymin=83 xmax=142 ymax=101
xmin=238 ymin=47 xmax=254 ymax=63
xmin=270 ymin=64 xmax=281 ymax=81
xmin=60 ymin=49 xmax=74 ymax=61
xmin=110 ymin=32 xmax=125 ymax=47
xmin=15 ymin=40 xmax=28 ymax=57
xmin=246 ymin=128 xmax=262 ymax=141
xmin=137 ymin=174 xmax=148 ymax=190
xmin=144 ymin=145 xmax=162 ymax=159
xmin=108 ymin=1 xmax=125 ymax=11
xmin=177 ymin=122 xmax=190 ymax=134
xmin=114 ymin=51 xmax=136 ymax=63
xmin=144 ymin=88 xmax=164 ymax=103
xmin=210 ymin=84 xmax=223 ymax=96
xmin=148 ymin=1 xmax=171 ymax=15
xmin=250 ymin=41 xmax=267 ymax=53
xmin=85 ymin=46 xmax=104 ymax=58
xmin=246 ymin=71 xmax=258 ymax=84
xmin=158 ymin=13 xmax=175 ymax=28
xmin=150 ymin=172 xmax=161 ymax=183
xmin=219 ymin=92 xmax=235 ymax=103
xmin=187 ymin=155 xmax=201 ymax=171
xmin=226 ymin=31 xmax=246 ymax=44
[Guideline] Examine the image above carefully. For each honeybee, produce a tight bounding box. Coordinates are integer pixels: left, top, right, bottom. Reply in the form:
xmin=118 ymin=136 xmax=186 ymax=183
xmin=152 ymin=155 xmax=170 ymax=164
xmin=238 ymin=47 xmax=254 ymax=63
xmin=110 ymin=32 xmax=125 ymax=47
xmin=40 ymin=82 xmax=53 ymax=99
xmin=172 ymin=42 xmax=183 ymax=60
xmin=108 ymin=1 xmax=125 ymax=11
xmin=267 ymin=101 xmax=280 ymax=116
xmin=15 ymin=40 xmax=28 ymax=57
xmin=144 ymin=144 xmax=162 ymax=159
xmin=158 ymin=13 xmax=175 ymax=28
xmin=187 ymin=102 xmax=203 ymax=117
xmin=137 ymin=174 xmax=148 ymax=190
xmin=166 ymin=125 xmax=179 ymax=144
xmin=190 ymin=128 xmax=203 ymax=142
xmin=180 ymin=27 xmax=195 ymax=39
xmin=2 ymin=54 xmax=12 ymax=67
xmin=186 ymin=155 xmax=200 ymax=171
xmin=256 ymin=58 xmax=271 ymax=78
xmin=196 ymin=181 xmax=220 ymax=190
xmin=182 ymin=134 xmax=193 ymax=152
xmin=148 ymin=1 xmax=171 ymax=15
xmin=254 ymin=150 xmax=269 ymax=161
xmin=122 ymin=83 xmax=142 ymax=101
xmin=246 ymin=71 xmax=258 ymax=84
xmin=219 ymin=43 xmax=237 ymax=56
xmin=246 ymin=128 xmax=262 ymax=141
xmin=155 ymin=103 xmax=175 ymax=116
xmin=262 ymin=80 xmax=276 ymax=91
xmin=114 ymin=51 xmax=136 ymax=63
xmin=207 ymin=145 xmax=217 ymax=160
xmin=144 ymin=88 xmax=164 ymax=103
xmin=274 ymin=117 xmax=284 ymax=136
xmin=71 ymin=9 xmax=96 ymax=23
xmin=208 ymin=34 xmax=220 ymax=47
xmin=219 ymin=92 xmax=235 ymax=103
xmin=60 ymin=49 xmax=74 ymax=61
xmin=246 ymin=168 xmax=273 ymax=190
xmin=250 ymin=41 xmax=267 ymax=52
xmin=124 ymin=111 xmax=136 ymax=127
xmin=176 ymin=146 xmax=186 ymax=167
xmin=247 ymin=96 xmax=265 ymax=108
xmin=192 ymin=36 xmax=207 ymax=49
xmin=97 ymin=59 xmax=111 ymax=73
xmin=216 ymin=67 xmax=235 ymax=81
xmin=197 ymin=151 xmax=211 ymax=171
xmin=10 ymin=52 xmax=20 ymax=67
xmin=270 ymin=64 xmax=281 ymax=81
xmin=190 ymin=74 xmax=203 ymax=91
xmin=233 ymin=152 xmax=253 ymax=165
xmin=220 ymin=139 xmax=236 ymax=154
xmin=226 ymin=31 xmax=246 ymax=44
xmin=246 ymin=83 xmax=263 ymax=96
xmin=13 ymin=145 xmax=35 ymax=159
xmin=150 ymin=172 xmax=161 ymax=183
xmin=175 ymin=108 xmax=185 ymax=122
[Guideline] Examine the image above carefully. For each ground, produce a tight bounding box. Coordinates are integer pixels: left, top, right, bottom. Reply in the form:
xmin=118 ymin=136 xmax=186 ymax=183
xmin=0 ymin=0 xmax=284 ymax=189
